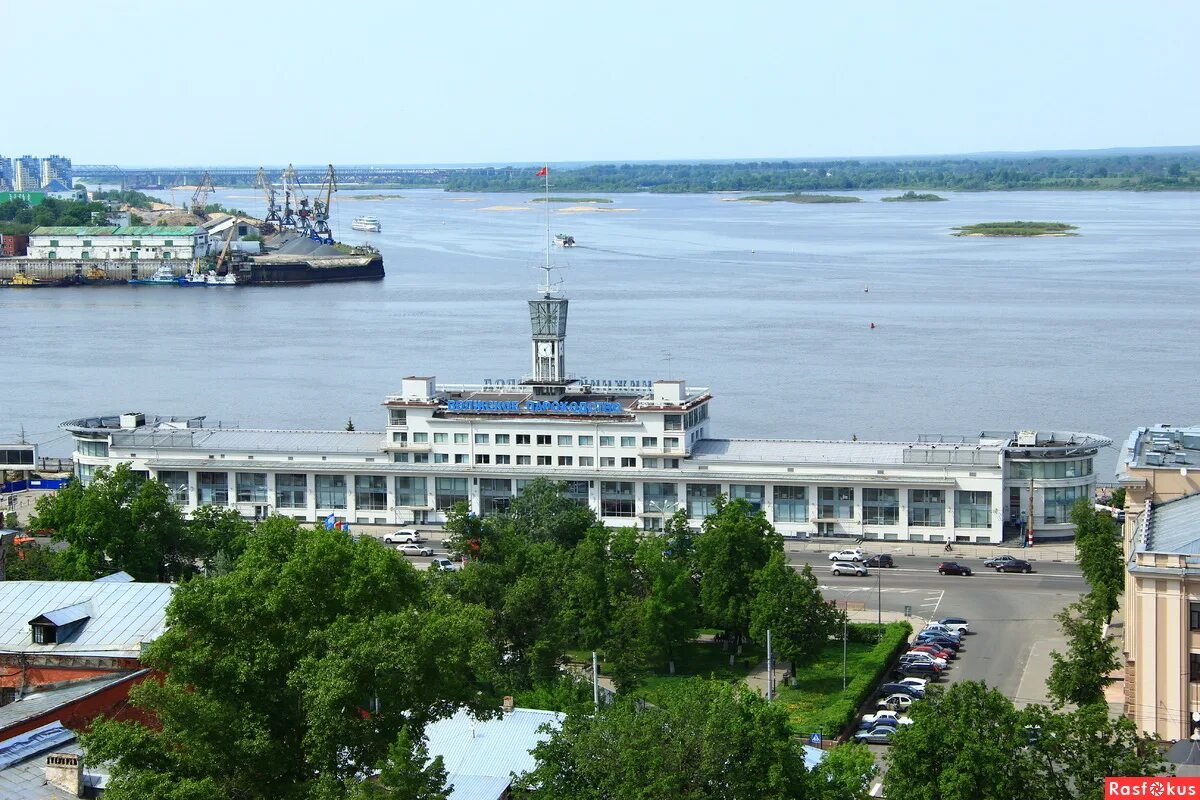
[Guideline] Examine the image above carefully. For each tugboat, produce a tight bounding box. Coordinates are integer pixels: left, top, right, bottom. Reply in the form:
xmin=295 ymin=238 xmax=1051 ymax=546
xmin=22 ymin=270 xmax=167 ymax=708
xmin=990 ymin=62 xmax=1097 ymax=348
xmin=554 ymin=234 xmax=576 ymax=247
xmin=7 ymin=271 xmax=52 ymax=287
xmin=80 ymin=265 xmax=125 ymax=286
xmin=128 ymin=264 xmax=182 ymax=285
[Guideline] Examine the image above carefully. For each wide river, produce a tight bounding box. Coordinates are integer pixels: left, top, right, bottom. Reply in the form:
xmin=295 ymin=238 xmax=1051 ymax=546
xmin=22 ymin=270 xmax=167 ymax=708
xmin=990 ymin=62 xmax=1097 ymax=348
xmin=4 ymin=188 xmax=1198 ymax=477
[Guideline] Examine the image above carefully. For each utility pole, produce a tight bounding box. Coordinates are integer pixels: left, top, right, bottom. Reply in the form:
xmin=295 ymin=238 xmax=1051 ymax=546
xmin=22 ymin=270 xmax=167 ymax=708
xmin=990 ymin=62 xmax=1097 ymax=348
xmin=1027 ymin=477 xmax=1035 ymax=548
xmin=766 ymin=629 xmax=774 ymax=701
xmin=842 ymin=617 xmax=848 ymax=690
xmin=592 ymin=651 xmax=600 ymax=711
xmin=877 ymin=563 xmax=882 ymax=637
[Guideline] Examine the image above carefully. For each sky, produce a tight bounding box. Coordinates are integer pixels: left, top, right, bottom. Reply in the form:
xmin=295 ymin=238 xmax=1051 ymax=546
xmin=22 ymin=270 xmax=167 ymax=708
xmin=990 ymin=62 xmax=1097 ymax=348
xmin=4 ymin=0 xmax=1199 ymax=166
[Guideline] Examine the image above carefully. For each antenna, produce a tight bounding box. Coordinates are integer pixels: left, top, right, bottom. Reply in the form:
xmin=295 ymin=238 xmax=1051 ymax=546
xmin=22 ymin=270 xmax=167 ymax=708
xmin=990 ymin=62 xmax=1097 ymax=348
xmin=662 ymin=350 xmax=673 ymax=380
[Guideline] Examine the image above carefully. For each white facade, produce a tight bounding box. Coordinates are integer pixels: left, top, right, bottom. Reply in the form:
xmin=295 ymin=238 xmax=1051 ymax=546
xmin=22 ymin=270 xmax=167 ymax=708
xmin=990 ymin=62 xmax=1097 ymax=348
xmin=62 ymin=298 xmax=1108 ymax=543
xmin=12 ymin=156 xmax=39 ymax=191
xmin=28 ymin=226 xmax=211 ymax=261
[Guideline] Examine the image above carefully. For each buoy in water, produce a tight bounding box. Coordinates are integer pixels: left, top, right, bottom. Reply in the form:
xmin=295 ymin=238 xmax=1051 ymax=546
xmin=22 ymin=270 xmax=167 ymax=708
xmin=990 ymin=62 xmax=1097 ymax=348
xmin=869 ymin=323 xmax=876 ymax=329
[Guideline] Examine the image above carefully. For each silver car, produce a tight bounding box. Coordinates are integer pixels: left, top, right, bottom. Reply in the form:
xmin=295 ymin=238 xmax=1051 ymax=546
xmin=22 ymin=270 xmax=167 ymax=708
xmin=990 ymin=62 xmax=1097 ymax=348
xmin=830 ymin=561 xmax=869 ymax=577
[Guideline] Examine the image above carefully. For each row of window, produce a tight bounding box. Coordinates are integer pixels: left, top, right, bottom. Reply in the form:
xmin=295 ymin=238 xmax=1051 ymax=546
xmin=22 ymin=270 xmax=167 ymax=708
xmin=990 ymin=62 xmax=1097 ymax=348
xmin=390 ymin=408 xmax=704 ymax=433
xmin=154 ymin=470 xmax=993 ymax=526
xmin=392 ymin=451 xmax=643 ymax=468
xmin=390 ymin=430 xmax=681 ymax=449
xmin=1009 ymin=458 xmax=1094 ymax=480
xmin=50 ymin=239 xmax=181 ymax=247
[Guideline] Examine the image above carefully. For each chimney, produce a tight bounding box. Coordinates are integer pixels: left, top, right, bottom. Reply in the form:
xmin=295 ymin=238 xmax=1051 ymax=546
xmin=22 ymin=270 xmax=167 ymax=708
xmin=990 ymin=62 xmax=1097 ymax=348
xmin=44 ymin=752 xmax=82 ymax=797
xmin=502 ymin=695 xmax=514 ymax=713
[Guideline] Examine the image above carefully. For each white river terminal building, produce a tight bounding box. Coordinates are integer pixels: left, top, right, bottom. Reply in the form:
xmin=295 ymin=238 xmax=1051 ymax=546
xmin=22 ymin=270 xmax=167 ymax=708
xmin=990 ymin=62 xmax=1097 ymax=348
xmin=63 ymin=292 xmax=1109 ymax=543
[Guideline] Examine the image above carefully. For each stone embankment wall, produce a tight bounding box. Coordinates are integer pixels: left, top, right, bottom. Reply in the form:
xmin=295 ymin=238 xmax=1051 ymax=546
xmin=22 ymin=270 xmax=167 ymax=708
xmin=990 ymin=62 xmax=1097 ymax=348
xmin=0 ymin=258 xmax=202 ymax=280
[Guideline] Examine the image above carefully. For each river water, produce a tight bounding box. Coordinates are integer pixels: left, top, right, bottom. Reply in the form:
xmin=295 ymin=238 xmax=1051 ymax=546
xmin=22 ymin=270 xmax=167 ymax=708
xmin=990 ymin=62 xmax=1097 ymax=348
xmin=3 ymin=188 xmax=1198 ymax=477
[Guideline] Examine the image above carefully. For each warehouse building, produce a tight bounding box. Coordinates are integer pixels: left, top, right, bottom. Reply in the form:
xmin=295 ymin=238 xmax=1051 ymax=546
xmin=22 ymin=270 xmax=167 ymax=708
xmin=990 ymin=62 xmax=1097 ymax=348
xmin=27 ymin=226 xmax=211 ymax=261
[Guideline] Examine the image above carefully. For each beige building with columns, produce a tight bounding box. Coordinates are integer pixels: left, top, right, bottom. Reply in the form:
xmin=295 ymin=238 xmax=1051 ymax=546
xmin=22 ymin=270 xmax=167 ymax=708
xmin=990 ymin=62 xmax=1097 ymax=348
xmin=1121 ymin=424 xmax=1200 ymax=740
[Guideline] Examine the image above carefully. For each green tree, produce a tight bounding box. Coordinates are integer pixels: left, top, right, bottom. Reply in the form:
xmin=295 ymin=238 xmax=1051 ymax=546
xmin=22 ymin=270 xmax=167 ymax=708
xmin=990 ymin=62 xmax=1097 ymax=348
xmin=29 ymin=464 xmax=199 ymax=581
xmin=3 ymin=542 xmax=67 ymax=580
xmin=813 ymin=741 xmax=878 ymax=800
xmin=886 ymin=681 xmax=1038 ymax=800
xmin=749 ymin=553 xmax=839 ymax=671
xmin=1046 ymin=594 xmax=1119 ymax=708
xmin=3 ymin=511 xmax=17 ymax=529
xmin=694 ymin=496 xmax=781 ymax=644
xmin=518 ymin=679 xmax=812 ymax=800
xmin=82 ymin=522 xmax=499 ymax=800
xmin=187 ymin=505 xmax=253 ymax=570
xmin=1107 ymin=487 xmax=1126 ymax=511
xmin=1070 ymin=499 xmax=1123 ymax=622
xmin=345 ymin=418 xmax=355 ymax=431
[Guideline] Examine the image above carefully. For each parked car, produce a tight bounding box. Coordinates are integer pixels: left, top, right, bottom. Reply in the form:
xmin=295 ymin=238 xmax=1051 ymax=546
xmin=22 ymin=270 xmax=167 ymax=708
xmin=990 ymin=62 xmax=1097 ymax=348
xmin=397 ymin=543 xmax=433 ymax=557
xmin=853 ymin=725 xmax=898 ymax=744
xmin=828 ymin=548 xmax=867 ymax=562
xmin=431 ymin=557 xmax=459 ymax=571
xmin=921 ymin=623 xmax=962 ymax=639
xmin=865 ymin=553 xmax=894 ymax=568
xmin=910 ymin=644 xmax=955 ymax=660
xmin=897 ymin=677 xmax=929 ymax=690
xmin=830 ymin=561 xmax=869 ymax=577
xmin=983 ymin=554 xmax=1018 ymax=568
xmin=877 ymin=693 xmax=915 ymax=711
xmin=384 ymin=529 xmax=425 ymax=544
xmin=899 ymin=652 xmax=946 ymax=669
xmin=859 ymin=709 xmax=913 ymax=727
xmin=916 ymin=636 xmax=962 ymax=653
xmin=937 ymin=617 xmax=971 ymax=634
xmin=895 ymin=662 xmax=942 ymax=678
xmin=879 ymin=682 xmax=925 ymax=699
xmin=996 ymin=559 xmax=1033 ymax=574
xmin=937 ymin=561 xmax=973 ymax=576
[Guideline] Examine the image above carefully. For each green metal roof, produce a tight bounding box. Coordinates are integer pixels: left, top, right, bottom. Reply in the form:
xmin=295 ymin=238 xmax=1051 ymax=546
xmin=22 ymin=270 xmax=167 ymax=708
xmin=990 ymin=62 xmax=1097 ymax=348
xmin=30 ymin=226 xmax=118 ymax=236
xmin=113 ymin=226 xmax=204 ymax=236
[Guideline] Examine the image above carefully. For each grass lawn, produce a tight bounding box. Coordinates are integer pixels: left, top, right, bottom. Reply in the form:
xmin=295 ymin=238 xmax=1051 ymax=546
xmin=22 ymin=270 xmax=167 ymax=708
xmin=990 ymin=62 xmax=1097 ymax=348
xmin=774 ymin=640 xmax=877 ymax=736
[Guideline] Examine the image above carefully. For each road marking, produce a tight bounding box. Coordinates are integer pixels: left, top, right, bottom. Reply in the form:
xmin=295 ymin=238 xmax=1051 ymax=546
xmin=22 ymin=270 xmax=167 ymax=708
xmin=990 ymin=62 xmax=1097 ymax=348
xmin=792 ymin=563 xmax=1085 ymax=580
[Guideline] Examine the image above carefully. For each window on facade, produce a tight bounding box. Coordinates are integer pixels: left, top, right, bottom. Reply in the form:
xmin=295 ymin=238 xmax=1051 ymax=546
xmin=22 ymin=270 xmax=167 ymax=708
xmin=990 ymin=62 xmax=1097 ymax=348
xmin=517 ymin=434 xmax=531 ymax=445
xmin=579 ymin=456 xmax=594 ymax=466
xmin=234 ymin=472 xmax=267 ymax=503
xmin=434 ymin=453 xmax=449 ymax=463
xmin=31 ymin=624 xmax=54 ymax=644
xmin=392 ymin=431 xmax=408 ymax=443
xmin=564 ymin=480 xmax=590 ymax=507
xmin=75 ymin=463 xmax=97 ymax=485
xmin=275 ymin=474 xmax=307 ymax=508
xmin=537 ymin=435 xmax=552 ymax=446
xmin=50 ymin=239 xmax=59 ymax=246
xmin=908 ymin=489 xmax=945 ymax=526
xmin=621 ymin=457 xmax=636 ymax=468
xmin=818 ymin=487 xmax=855 ymax=519
xmin=412 ymin=432 xmax=428 ymax=443
xmin=620 ymin=436 xmax=635 ymax=447
xmin=601 ymin=481 xmax=635 ymax=517
xmin=81 ymin=251 xmax=91 ymax=259
xmin=78 ymin=440 xmax=109 ymax=457
xmin=163 ymin=252 xmax=172 ymax=259
xmin=198 ymin=472 xmax=229 ymax=505
xmin=157 ymin=470 xmax=190 ymax=504
xmin=773 ymin=486 xmax=807 ymax=522
xmin=687 ymin=484 xmax=720 ymax=518
xmin=664 ymin=414 xmax=682 ymax=431
xmin=82 ymin=239 xmax=91 ymax=246
xmin=537 ymin=455 xmax=552 ymax=466
xmin=644 ymin=482 xmax=678 ymax=513
xmin=558 ymin=456 xmax=573 ymax=466
xmin=862 ymin=488 xmax=899 ymax=525
xmin=394 ymin=453 xmax=409 ymax=463
xmin=434 ymin=432 xmax=447 ymax=443
xmin=1191 ymin=653 xmax=1200 ymax=683
xmin=455 ymin=454 xmax=469 ymax=464
xmin=558 ymin=435 xmax=573 ymax=446
xmin=578 ymin=435 xmax=593 ymax=446
xmin=664 ymin=437 xmax=680 ymax=449
xmin=454 ymin=433 xmax=468 ymax=444
xmin=413 ymin=452 xmax=430 ymax=464
xmin=476 ymin=454 xmax=490 ymax=464
xmin=1043 ymin=486 xmax=1083 ymax=525
xmin=475 ymin=433 xmax=489 ymax=444
xmin=643 ymin=458 xmax=659 ymax=468
xmin=1190 ymin=603 xmax=1200 ymax=631
xmin=435 ymin=477 xmax=468 ymax=510
xmin=642 ymin=437 xmax=658 ymax=448
xmin=315 ymin=475 xmax=347 ymax=508
xmin=1011 ymin=458 xmax=1095 ymax=479
xmin=164 ymin=240 xmax=174 ymax=246
xmin=480 ymin=478 xmax=513 ymax=515
xmin=354 ymin=476 xmax=388 ymax=511
xmin=600 ymin=436 xmax=614 ymax=447
xmin=600 ymin=457 xmax=615 ymax=467
xmin=517 ymin=455 xmax=531 ymax=465
xmin=954 ymin=490 xmax=992 ymax=528
xmin=394 ymin=476 xmax=427 ymax=506
xmin=495 ymin=434 xmax=510 ymax=445
xmin=729 ymin=484 xmax=765 ymax=512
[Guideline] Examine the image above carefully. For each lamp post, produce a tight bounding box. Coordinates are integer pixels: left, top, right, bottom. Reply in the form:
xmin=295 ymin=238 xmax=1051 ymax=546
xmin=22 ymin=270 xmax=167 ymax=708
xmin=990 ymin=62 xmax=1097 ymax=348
xmin=842 ymin=617 xmax=848 ymax=690
xmin=877 ymin=561 xmax=882 ymax=637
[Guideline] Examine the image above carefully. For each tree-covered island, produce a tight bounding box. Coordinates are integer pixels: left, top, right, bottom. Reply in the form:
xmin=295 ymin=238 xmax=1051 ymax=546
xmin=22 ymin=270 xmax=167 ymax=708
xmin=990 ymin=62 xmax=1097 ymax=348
xmin=736 ymin=193 xmax=862 ymax=203
xmin=882 ymin=191 xmax=947 ymax=201
xmin=952 ymin=221 xmax=1078 ymax=236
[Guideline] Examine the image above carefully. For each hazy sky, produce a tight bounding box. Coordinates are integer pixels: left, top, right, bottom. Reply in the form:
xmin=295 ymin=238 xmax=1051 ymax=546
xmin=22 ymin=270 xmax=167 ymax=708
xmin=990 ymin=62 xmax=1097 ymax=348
xmin=5 ymin=0 xmax=1198 ymax=165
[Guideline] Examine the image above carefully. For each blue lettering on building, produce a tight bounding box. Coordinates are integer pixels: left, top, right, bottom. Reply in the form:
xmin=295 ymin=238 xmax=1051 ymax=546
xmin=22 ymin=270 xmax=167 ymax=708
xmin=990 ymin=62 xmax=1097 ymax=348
xmin=447 ymin=399 xmax=623 ymax=415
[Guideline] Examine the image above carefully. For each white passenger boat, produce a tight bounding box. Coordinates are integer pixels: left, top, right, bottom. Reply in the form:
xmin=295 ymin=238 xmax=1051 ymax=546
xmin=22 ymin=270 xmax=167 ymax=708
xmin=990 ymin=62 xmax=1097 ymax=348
xmin=352 ymin=216 xmax=382 ymax=232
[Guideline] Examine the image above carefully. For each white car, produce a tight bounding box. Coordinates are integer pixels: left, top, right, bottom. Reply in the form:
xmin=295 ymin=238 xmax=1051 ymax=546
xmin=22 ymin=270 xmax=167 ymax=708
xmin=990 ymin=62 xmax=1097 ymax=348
xmin=397 ymin=543 xmax=433 ymax=557
xmin=900 ymin=652 xmax=947 ymax=668
xmin=828 ymin=548 xmax=867 ymax=562
xmin=897 ymin=677 xmax=928 ymax=690
xmin=937 ymin=617 xmax=970 ymax=635
xmin=384 ymin=529 xmax=425 ymax=544
xmin=877 ymin=693 xmax=915 ymax=710
xmin=860 ymin=709 xmax=913 ymax=727
xmin=830 ymin=561 xmax=869 ymax=577
xmin=431 ymin=557 xmax=459 ymax=571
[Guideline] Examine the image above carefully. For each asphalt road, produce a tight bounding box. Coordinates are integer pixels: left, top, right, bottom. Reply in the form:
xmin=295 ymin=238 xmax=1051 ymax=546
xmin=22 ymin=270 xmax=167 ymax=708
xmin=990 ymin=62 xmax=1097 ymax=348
xmin=789 ymin=551 xmax=1088 ymax=701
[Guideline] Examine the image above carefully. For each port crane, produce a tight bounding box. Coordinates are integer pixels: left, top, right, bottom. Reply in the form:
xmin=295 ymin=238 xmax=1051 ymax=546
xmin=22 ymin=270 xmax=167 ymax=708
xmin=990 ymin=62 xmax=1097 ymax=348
xmin=214 ymin=222 xmax=238 ymax=276
xmin=190 ymin=171 xmax=215 ymax=218
xmin=256 ymin=167 xmax=280 ymax=234
xmin=311 ymin=164 xmax=337 ymax=244
xmin=279 ymin=164 xmax=312 ymax=233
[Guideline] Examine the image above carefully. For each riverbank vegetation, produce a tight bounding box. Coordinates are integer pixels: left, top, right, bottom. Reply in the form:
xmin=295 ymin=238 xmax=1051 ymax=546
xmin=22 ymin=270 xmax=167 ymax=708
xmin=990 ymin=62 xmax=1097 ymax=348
xmin=88 ymin=188 xmax=161 ymax=209
xmin=0 ymin=196 xmax=110 ymax=236
xmin=952 ymin=221 xmax=1078 ymax=236
xmin=737 ymin=192 xmax=862 ymax=203
xmin=882 ymin=191 xmax=947 ymax=201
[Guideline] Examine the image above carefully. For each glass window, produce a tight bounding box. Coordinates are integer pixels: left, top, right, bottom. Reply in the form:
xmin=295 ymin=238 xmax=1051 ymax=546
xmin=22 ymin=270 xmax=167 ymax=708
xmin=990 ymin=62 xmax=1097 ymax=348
xmin=600 ymin=457 xmax=615 ymax=467
xmin=600 ymin=436 xmax=614 ymax=447
xmin=687 ymin=484 xmax=720 ymax=518
xmin=664 ymin=437 xmax=680 ymax=449
xmin=664 ymin=414 xmax=682 ymax=431
xmin=1190 ymin=603 xmax=1200 ymax=631
xmin=955 ymin=490 xmax=992 ymax=528
xmin=395 ymin=476 xmax=427 ymax=506
xmin=354 ymin=476 xmax=388 ymax=511
xmin=275 ymin=474 xmax=307 ymax=508
xmin=455 ymin=454 xmax=469 ymax=464
xmin=818 ymin=486 xmax=854 ymax=519
xmin=559 ymin=456 xmax=573 ymax=466
xmin=75 ymin=462 xmax=97 ymax=486
xmin=157 ymin=470 xmax=190 ymax=504
xmin=578 ymin=435 xmax=593 ymax=446
xmin=579 ymin=456 xmax=594 ymax=467
xmin=908 ymin=489 xmax=945 ymax=527
xmin=537 ymin=435 xmax=552 ymax=445
xmin=315 ymin=475 xmax=347 ymax=508
xmin=198 ymin=472 xmax=229 ymax=505
xmin=435 ymin=477 xmax=468 ymax=510
xmin=434 ymin=432 xmax=448 ymax=443
xmin=558 ymin=435 xmax=573 ymax=446
xmin=862 ymin=488 xmax=899 ymax=525
xmin=413 ymin=452 xmax=429 ymax=464
xmin=475 ymin=454 xmax=490 ymax=464
xmin=434 ymin=453 xmax=449 ymax=464
xmin=621 ymin=436 xmax=636 ymax=447
xmin=496 ymin=454 xmax=511 ymax=465
xmin=392 ymin=431 xmax=408 ymax=443
xmin=412 ymin=432 xmax=428 ymax=443
xmin=537 ymin=455 xmax=552 ymax=466
xmin=729 ymin=484 xmax=765 ymax=511
xmin=773 ymin=486 xmax=807 ymax=522
xmin=475 ymin=433 xmax=489 ymax=444
xmin=495 ymin=434 xmax=510 ymax=445
xmin=517 ymin=455 xmax=531 ymax=465
xmin=394 ymin=453 xmax=409 ymax=463
xmin=642 ymin=437 xmax=658 ymax=448
xmin=621 ymin=457 xmax=636 ymax=468
xmin=389 ymin=409 xmax=406 ymax=425
xmin=643 ymin=458 xmax=659 ymax=468
xmin=517 ymin=434 xmax=531 ymax=445
xmin=454 ymin=433 xmax=468 ymax=444
xmin=643 ymin=482 xmax=679 ymax=514
xmin=480 ymin=478 xmax=513 ymax=515
xmin=564 ymin=480 xmax=590 ymax=507
xmin=1192 ymin=653 xmax=1200 ymax=683
xmin=600 ymin=481 xmax=635 ymax=517
xmin=1043 ymin=486 xmax=1083 ymax=525
xmin=78 ymin=440 xmax=109 ymax=457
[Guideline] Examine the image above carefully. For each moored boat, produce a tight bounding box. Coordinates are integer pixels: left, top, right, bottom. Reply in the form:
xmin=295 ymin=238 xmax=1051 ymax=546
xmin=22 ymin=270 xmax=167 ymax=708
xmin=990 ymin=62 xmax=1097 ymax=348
xmin=128 ymin=264 xmax=182 ymax=285
xmin=351 ymin=215 xmax=382 ymax=233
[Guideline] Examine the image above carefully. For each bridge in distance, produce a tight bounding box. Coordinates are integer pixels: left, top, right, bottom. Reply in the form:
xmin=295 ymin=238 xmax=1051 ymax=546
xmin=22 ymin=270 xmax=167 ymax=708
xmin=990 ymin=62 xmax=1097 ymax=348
xmin=72 ymin=164 xmax=507 ymax=188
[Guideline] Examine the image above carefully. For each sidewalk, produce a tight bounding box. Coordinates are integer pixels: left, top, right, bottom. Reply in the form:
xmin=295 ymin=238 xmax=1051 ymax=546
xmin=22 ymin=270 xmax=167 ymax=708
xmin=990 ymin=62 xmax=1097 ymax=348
xmin=789 ymin=537 xmax=1078 ymax=564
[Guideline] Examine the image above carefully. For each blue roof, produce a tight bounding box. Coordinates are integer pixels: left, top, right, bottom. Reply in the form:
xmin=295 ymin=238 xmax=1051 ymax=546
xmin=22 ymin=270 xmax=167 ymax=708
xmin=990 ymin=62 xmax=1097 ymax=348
xmin=0 ymin=722 xmax=73 ymax=770
xmin=32 ymin=601 xmax=91 ymax=628
xmin=425 ymin=708 xmax=564 ymax=800
xmin=1137 ymin=493 xmax=1200 ymax=555
xmin=94 ymin=571 xmax=135 ymax=583
xmin=803 ymin=744 xmax=828 ymax=771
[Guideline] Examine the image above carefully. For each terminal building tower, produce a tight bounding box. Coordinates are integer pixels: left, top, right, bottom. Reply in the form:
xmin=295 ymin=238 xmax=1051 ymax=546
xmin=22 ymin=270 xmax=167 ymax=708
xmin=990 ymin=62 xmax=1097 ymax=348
xmin=529 ymin=275 xmax=568 ymax=387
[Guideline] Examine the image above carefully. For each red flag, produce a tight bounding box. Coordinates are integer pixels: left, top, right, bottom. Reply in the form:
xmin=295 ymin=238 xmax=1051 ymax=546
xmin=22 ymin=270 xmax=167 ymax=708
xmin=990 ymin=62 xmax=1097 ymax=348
xmin=535 ymin=166 xmax=548 ymax=177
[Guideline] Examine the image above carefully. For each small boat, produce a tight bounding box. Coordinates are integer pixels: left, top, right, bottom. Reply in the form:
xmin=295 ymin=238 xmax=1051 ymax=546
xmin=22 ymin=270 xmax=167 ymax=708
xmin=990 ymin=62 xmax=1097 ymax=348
xmin=80 ymin=266 xmax=124 ymax=286
xmin=128 ymin=264 xmax=182 ymax=285
xmin=179 ymin=271 xmax=208 ymax=286
xmin=351 ymin=216 xmax=382 ymax=233
xmin=205 ymin=272 xmax=238 ymax=286
xmin=6 ymin=271 xmax=53 ymax=288
xmin=554 ymin=234 xmax=576 ymax=247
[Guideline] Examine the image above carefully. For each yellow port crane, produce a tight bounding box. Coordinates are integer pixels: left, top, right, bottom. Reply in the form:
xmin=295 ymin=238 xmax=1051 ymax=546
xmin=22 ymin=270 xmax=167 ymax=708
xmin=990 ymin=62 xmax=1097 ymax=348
xmin=190 ymin=171 xmax=215 ymax=218
xmin=312 ymin=164 xmax=337 ymax=244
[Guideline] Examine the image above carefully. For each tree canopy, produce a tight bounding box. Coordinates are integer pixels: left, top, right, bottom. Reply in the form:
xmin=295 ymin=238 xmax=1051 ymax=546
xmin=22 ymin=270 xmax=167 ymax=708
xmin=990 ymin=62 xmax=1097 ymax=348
xmin=1070 ymin=498 xmax=1124 ymax=622
xmin=1046 ymin=593 xmax=1120 ymax=708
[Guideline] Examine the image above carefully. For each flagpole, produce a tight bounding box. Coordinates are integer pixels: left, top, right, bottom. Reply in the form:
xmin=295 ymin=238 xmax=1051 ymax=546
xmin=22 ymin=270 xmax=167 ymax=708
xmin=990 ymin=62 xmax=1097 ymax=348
xmin=544 ymin=165 xmax=550 ymax=274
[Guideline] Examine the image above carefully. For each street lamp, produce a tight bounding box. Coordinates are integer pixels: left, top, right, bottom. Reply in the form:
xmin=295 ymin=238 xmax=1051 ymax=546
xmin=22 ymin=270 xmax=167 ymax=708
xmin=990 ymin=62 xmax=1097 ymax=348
xmin=842 ymin=616 xmax=848 ymax=690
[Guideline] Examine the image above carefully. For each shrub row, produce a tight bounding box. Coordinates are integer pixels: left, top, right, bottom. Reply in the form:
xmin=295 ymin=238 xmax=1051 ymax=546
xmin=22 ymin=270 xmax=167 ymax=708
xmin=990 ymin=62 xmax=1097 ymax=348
xmin=804 ymin=621 xmax=912 ymax=739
